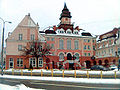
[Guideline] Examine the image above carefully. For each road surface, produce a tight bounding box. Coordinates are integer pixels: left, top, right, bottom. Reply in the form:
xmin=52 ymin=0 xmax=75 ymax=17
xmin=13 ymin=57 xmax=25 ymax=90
xmin=0 ymin=77 xmax=120 ymax=90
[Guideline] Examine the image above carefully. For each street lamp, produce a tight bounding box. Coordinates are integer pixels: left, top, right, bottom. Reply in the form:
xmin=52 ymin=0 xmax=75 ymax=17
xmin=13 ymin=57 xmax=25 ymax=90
xmin=0 ymin=17 xmax=12 ymax=75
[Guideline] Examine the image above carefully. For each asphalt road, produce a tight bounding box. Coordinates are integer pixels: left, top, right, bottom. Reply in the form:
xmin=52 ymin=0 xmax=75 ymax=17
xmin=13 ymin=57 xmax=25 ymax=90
xmin=0 ymin=77 xmax=120 ymax=90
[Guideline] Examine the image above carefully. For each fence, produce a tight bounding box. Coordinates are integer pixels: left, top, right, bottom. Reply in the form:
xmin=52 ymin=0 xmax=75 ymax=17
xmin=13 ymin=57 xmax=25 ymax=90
xmin=1 ymin=69 xmax=120 ymax=79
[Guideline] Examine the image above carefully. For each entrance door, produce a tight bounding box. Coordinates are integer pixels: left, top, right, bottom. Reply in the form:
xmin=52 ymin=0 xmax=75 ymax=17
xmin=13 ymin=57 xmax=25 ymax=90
xmin=86 ymin=61 xmax=91 ymax=69
xmin=67 ymin=53 xmax=72 ymax=60
xmin=69 ymin=63 xmax=74 ymax=70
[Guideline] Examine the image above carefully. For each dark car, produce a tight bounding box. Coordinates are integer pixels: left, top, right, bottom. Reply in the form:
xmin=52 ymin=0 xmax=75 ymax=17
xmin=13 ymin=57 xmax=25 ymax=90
xmin=91 ymin=65 xmax=109 ymax=71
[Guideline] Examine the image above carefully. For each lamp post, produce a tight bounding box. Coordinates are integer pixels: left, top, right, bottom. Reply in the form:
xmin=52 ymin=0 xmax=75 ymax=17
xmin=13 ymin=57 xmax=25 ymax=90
xmin=0 ymin=17 xmax=12 ymax=75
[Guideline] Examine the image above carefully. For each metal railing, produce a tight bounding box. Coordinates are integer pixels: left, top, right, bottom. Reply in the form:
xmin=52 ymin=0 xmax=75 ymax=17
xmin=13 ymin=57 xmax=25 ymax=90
xmin=0 ymin=69 xmax=120 ymax=79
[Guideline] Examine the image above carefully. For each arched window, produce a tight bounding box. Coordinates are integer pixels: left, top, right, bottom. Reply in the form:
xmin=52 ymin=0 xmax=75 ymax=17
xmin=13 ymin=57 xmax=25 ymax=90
xmin=75 ymin=53 xmax=79 ymax=60
xmin=73 ymin=30 xmax=78 ymax=34
xmin=67 ymin=53 xmax=72 ymax=60
xmin=98 ymin=60 xmax=102 ymax=65
xmin=59 ymin=39 xmax=64 ymax=49
xmin=59 ymin=53 xmax=64 ymax=61
xmin=66 ymin=29 xmax=72 ymax=34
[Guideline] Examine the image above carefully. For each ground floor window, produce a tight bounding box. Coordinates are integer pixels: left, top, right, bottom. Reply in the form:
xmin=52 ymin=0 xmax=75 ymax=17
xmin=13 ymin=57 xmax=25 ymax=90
xmin=9 ymin=58 xmax=14 ymax=68
xmin=38 ymin=58 xmax=43 ymax=67
xmin=29 ymin=58 xmax=36 ymax=67
xmin=17 ymin=58 xmax=23 ymax=67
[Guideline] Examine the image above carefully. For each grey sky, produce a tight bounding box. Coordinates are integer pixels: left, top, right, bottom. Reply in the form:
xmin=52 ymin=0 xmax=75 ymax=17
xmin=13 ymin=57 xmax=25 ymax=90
xmin=0 ymin=0 xmax=120 ymax=49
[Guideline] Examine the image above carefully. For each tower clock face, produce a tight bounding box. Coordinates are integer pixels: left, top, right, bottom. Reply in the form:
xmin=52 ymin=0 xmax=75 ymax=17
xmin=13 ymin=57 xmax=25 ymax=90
xmin=65 ymin=18 xmax=68 ymax=21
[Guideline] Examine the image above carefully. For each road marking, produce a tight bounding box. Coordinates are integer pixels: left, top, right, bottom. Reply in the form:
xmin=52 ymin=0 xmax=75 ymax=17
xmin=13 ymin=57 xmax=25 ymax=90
xmin=4 ymin=80 xmax=20 ymax=83
xmin=30 ymin=82 xmax=120 ymax=90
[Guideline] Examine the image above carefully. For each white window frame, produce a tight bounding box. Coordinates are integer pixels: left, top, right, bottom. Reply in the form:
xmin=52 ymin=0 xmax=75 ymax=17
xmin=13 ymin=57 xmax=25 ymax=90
xmin=51 ymin=44 xmax=54 ymax=49
xmin=67 ymin=39 xmax=71 ymax=49
xmin=18 ymin=45 xmax=22 ymax=51
xmin=75 ymin=53 xmax=79 ymax=60
xmin=17 ymin=58 xmax=23 ymax=67
xmin=59 ymin=53 xmax=64 ymax=61
xmin=29 ymin=58 xmax=36 ymax=67
xmin=74 ymin=40 xmax=78 ymax=50
xmin=73 ymin=30 xmax=78 ymax=34
xmin=38 ymin=58 xmax=43 ymax=67
xmin=31 ymin=34 xmax=35 ymax=40
xmin=59 ymin=39 xmax=64 ymax=49
xmin=66 ymin=29 xmax=72 ymax=34
xmin=19 ymin=34 xmax=23 ymax=40
xmin=9 ymin=58 xmax=14 ymax=68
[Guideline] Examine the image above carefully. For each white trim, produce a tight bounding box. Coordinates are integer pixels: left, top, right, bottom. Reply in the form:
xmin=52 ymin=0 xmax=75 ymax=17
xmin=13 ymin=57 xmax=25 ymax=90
xmin=38 ymin=58 xmax=43 ymax=67
xmin=29 ymin=58 xmax=36 ymax=67
xmin=9 ymin=58 xmax=14 ymax=68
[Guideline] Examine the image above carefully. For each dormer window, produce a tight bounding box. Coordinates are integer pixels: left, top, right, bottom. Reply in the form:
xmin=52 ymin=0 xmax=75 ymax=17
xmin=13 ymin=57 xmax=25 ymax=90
xmin=59 ymin=29 xmax=64 ymax=34
xmin=60 ymin=31 xmax=64 ymax=33
xmin=66 ymin=29 xmax=72 ymax=34
xmin=73 ymin=30 xmax=78 ymax=34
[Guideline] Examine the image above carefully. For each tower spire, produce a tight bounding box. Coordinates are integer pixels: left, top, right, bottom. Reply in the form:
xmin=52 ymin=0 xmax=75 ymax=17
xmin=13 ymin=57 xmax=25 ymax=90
xmin=64 ymin=2 xmax=67 ymax=9
xmin=59 ymin=3 xmax=72 ymax=20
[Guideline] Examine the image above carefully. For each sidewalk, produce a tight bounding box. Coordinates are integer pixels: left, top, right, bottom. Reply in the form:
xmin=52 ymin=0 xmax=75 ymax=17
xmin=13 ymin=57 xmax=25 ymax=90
xmin=0 ymin=75 xmax=120 ymax=84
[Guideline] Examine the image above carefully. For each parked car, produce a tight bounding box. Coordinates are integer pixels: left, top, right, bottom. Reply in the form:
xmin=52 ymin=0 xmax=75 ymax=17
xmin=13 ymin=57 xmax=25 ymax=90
xmin=109 ymin=65 xmax=118 ymax=70
xmin=91 ymin=65 xmax=109 ymax=71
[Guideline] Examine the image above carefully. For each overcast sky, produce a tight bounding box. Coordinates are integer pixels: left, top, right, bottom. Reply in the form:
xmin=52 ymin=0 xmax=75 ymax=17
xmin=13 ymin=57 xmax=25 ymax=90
xmin=0 ymin=0 xmax=120 ymax=49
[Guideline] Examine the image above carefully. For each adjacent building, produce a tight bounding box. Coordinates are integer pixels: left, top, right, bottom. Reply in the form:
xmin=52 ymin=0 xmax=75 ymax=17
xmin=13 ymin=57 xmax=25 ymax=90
xmin=96 ymin=28 xmax=120 ymax=67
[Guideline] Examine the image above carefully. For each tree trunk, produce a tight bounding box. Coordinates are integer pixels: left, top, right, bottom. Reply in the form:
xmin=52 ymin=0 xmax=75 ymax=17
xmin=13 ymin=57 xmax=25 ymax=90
xmin=36 ymin=57 xmax=38 ymax=68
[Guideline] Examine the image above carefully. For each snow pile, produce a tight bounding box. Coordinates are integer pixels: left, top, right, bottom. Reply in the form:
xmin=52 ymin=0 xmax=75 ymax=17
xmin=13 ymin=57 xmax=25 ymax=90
xmin=0 ymin=84 xmax=44 ymax=90
xmin=0 ymin=75 xmax=120 ymax=84
xmin=4 ymin=69 xmax=120 ymax=75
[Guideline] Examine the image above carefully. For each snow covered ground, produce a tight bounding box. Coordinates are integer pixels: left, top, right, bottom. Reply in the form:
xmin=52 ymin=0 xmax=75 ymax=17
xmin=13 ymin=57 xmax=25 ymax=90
xmin=4 ymin=68 xmax=120 ymax=75
xmin=0 ymin=75 xmax=120 ymax=84
xmin=0 ymin=83 xmax=44 ymax=90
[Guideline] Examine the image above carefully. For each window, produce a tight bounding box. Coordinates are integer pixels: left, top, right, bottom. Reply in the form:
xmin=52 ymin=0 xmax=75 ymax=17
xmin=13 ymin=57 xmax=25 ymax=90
xmin=84 ymin=45 xmax=87 ymax=50
xmin=51 ymin=44 xmax=54 ymax=49
xmin=75 ymin=32 xmax=78 ymax=34
xmin=17 ymin=58 xmax=23 ymax=67
xmin=51 ymin=38 xmax=54 ymax=41
xmin=88 ymin=39 xmax=90 ymax=42
xmin=74 ymin=40 xmax=78 ymax=49
xmin=74 ymin=31 xmax=78 ymax=34
xmin=60 ymin=31 xmax=64 ymax=33
xmin=9 ymin=58 xmax=14 ymax=68
xmin=92 ymin=40 xmax=94 ymax=43
xmin=59 ymin=39 xmax=64 ymax=49
xmin=111 ymin=48 xmax=113 ymax=54
xmin=93 ymin=46 xmax=95 ymax=50
xmin=47 ymin=37 xmax=50 ymax=41
xmin=29 ymin=58 xmax=36 ymax=67
xmin=67 ymin=39 xmax=71 ymax=49
xmin=67 ymin=31 xmax=71 ymax=34
xmin=109 ymin=40 xmax=112 ymax=45
xmin=118 ymin=48 xmax=120 ymax=55
xmin=18 ymin=45 xmax=22 ymax=51
xmin=88 ymin=45 xmax=90 ymax=50
xmin=75 ymin=53 xmax=79 ymax=60
xmin=84 ymin=53 xmax=87 ymax=56
xmin=38 ymin=58 xmax=43 ymax=67
xmin=59 ymin=53 xmax=64 ymax=61
xmin=103 ymin=42 xmax=105 ymax=48
xmin=84 ymin=39 xmax=87 ymax=42
xmin=88 ymin=53 xmax=90 ymax=56
xmin=31 ymin=34 xmax=35 ymax=40
xmin=19 ymin=34 xmax=23 ymax=40
xmin=66 ymin=29 xmax=72 ymax=34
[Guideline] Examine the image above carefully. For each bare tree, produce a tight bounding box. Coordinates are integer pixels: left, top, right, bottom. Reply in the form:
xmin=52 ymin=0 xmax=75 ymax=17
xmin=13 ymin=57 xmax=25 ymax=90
xmin=21 ymin=40 xmax=52 ymax=68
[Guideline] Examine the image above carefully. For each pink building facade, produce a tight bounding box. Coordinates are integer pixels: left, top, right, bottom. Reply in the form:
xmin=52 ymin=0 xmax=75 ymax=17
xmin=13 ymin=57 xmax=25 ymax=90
xmin=5 ymin=4 xmax=97 ymax=70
